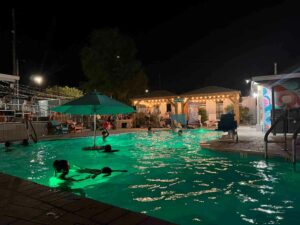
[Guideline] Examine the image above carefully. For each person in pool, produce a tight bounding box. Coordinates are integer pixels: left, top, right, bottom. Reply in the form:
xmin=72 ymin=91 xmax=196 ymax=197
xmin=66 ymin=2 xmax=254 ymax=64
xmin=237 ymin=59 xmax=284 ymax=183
xmin=101 ymin=128 xmax=109 ymax=141
xmin=4 ymin=141 xmax=13 ymax=152
xmin=76 ymin=166 xmax=127 ymax=179
xmin=147 ymin=126 xmax=154 ymax=134
xmin=102 ymin=144 xmax=119 ymax=153
xmin=178 ymin=129 xmax=183 ymax=136
xmin=53 ymin=160 xmax=89 ymax=181
xmin=22 ymin=139 xmax=29 ymax=146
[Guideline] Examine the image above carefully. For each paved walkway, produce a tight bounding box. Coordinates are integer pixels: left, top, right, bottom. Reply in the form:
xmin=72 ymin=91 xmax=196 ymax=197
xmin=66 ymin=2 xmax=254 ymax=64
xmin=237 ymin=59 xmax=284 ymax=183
xmin=200 ymin=126 xmax=300 ymax=161
xmin=0 ymin=172 xmax=174 ymax=225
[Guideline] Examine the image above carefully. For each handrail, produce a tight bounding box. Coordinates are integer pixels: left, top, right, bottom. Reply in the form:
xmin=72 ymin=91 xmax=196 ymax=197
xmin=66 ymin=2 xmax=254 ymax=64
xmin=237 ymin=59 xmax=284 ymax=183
xmin=291 ymin=123 xmax=300 ymax=164
xmin=25 ymin=118 xmax=38 ymax=143
xmin=264 ymin=110 xmax=288 ymax=159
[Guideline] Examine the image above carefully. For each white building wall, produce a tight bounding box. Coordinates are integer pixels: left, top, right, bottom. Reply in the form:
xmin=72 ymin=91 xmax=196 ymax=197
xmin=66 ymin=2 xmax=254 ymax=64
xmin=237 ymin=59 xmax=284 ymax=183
xmin=206 ymin=100 xmax=216 ymax=121
xmin=241 ymin=96 xmax=256 ymax=124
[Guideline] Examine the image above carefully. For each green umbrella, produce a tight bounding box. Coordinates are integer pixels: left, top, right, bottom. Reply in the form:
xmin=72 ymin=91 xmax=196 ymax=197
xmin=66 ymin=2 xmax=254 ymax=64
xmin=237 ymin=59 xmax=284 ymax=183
xmin=51 ymin=91 xmax=135 ymax=147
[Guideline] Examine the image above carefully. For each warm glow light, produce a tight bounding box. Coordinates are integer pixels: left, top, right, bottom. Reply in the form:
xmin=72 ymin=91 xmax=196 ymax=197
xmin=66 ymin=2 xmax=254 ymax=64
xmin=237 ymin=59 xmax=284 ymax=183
xmin=32 ymin=75 xmax=43 ymax=85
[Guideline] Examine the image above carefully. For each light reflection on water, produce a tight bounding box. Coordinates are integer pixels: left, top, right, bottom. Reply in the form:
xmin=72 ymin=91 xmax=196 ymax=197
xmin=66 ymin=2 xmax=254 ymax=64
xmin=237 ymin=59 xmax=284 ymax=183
xmin=0 ymin=129 xmax=300 ymax=225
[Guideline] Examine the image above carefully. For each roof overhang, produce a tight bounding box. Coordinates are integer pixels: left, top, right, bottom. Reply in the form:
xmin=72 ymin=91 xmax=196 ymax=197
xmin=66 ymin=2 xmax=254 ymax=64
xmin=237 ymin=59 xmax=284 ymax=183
xmin=252 ymin=73 xmax=300 ymax=82
xmin=131 ymin=95 xmax=176 ymax=101
xmin=0 ymin=73 xmax=20 ymax=82
xmin=181 ymin=91 xmax=240 ymax=97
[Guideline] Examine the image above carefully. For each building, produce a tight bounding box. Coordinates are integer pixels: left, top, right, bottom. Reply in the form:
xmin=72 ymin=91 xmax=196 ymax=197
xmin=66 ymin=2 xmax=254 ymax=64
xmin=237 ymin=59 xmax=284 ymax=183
xmin=131 ymin=86 xmax=241 ymax=126
xmin=252 ymin=73 xmax=300 ymax=132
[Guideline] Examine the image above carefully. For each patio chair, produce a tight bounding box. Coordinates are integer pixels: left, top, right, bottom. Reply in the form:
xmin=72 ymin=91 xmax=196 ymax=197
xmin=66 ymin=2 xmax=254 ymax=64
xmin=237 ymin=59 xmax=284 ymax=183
xmin=66 ymin=120 xmax=84 ymax=133
xmin=216 ymin=113 xmax=238 ymax=142
xmin=204 ymin=120 xmax=218 ymax=127
xmin=47 ymin=120 xmax=69 ymax=135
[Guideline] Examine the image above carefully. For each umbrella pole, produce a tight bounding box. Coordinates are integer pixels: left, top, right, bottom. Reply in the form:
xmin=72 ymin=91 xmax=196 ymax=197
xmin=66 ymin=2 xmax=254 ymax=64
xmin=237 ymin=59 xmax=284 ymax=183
xmin=93 ymin=114 xmax=96 ymax=147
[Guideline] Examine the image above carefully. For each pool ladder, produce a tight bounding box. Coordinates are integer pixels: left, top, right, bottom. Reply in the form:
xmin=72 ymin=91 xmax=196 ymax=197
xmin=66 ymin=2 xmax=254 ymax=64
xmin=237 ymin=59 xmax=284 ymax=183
xmin=291 ymin=123 xmax=300 ymax=164
xmin=265 ymin=110 xmax=299 ymax=164
xmin=264 ymin=111 xmax=288 ymax=160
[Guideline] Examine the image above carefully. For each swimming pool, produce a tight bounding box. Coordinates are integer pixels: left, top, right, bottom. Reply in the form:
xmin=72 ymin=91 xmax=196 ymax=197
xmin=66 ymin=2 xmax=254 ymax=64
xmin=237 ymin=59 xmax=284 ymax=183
xmin=0 ymin=129 xmax=300 ymax=225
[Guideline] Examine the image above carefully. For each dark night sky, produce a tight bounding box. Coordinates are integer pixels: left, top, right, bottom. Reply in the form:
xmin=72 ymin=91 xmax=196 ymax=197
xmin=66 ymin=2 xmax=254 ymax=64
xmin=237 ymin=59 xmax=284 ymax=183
xmin=1 ymin=1 xmax=299 ymax=95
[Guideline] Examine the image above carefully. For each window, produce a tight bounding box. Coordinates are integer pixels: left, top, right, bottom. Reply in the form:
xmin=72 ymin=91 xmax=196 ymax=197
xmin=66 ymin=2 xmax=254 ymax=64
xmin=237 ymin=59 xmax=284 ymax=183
xmin=216 ymin=101 xmax=223 ymax=120
xmin=167 ymin=103 xmax=171 ymax=112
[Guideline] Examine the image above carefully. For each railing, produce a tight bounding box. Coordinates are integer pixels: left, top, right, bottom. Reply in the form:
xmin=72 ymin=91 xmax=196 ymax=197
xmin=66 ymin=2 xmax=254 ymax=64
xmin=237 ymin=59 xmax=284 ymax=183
xmin=0 ymin=121 xmax=47 ymax=143
xmin=291 ymin=123 xmax=300 ymax=164
xmin=25 ymin=118 xmax=38 ymax=143
xmin=264 ymin=110 xmax=288 ymax=159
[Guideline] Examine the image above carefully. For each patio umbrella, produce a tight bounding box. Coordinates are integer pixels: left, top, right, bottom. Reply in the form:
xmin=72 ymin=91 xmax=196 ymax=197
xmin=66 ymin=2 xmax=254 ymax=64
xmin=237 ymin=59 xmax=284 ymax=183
xmin=51 ymin=91 xmax=135 ymax=148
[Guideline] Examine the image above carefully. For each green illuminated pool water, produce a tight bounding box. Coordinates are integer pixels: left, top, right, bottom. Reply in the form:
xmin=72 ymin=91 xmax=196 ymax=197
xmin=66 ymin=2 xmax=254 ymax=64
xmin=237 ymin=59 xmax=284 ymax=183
xmin=0 ymin=129 xmax=300 ymax=225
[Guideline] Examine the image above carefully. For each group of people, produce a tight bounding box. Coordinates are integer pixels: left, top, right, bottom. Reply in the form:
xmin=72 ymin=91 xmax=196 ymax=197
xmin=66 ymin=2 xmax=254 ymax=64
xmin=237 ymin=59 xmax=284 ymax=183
xmin=147 ymin=120 xmax=183 ymax=136
xmin=53 ymin=122 xmax=124 ymax=184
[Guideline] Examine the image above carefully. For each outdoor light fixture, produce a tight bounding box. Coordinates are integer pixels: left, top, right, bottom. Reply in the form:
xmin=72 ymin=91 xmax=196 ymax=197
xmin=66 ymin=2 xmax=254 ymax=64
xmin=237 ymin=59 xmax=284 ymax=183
xmin=32 ymin=75 xmax=43 ymax=85
xmin=145 ymin=89 xmax=149 ymax=93
xmin=245 ymin=79 xmax=250 ymax=84
xmin=252 ymin=92 xmax=258 ymax=98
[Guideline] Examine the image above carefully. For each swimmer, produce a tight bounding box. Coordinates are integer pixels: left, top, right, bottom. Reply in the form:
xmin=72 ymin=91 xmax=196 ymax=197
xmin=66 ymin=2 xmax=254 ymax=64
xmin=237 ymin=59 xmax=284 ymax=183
xmin=102 ymin=144 xmax=119 ymax=153
xmin=53 ymin=160 xmax=89 ymax=181
xmin=76 ymin=166 xmax=127 ymax=179
xmin=4 ymin=141 xmax=13 ymax=152
xmin=22 ymin=139 xmax=29 ymax=146
xmin=147 ymin=126 xmax=154 ymax=134
xmin=101 ymin=128 xmax=109 ymax=141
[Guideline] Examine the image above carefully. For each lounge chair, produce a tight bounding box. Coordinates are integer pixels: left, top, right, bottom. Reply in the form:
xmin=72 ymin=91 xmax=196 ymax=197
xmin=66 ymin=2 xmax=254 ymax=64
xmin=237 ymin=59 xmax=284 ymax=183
xmin=47 ymin=120 xmax=69 ymax=135
xmin=204 ymin=120 xmax=218 ymax=127
xmin=66 ymin=120 xmax=84 ymax=133
xmin=216 ymin=113 xmax=238 ymax=142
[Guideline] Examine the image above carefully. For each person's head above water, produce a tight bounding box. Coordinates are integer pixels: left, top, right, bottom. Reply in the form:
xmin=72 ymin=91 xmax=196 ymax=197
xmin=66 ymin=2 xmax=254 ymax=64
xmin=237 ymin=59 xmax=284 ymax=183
xmin=5 ymin=141 xmax=11 ymax=148
xmin=148 ymin=126 xmax=152 ymax=131
xmin=104 ymin=145 xmax=112 ymax=152
xmin=22 ymin=139 xmax=29 ymax=146
xmin=178 ymin=130 xmax=183 ymax=135
xmin=53 ymin=160 xmax=70 ymax=176
xmin=101 ymin=167 xmax=113 ymax=174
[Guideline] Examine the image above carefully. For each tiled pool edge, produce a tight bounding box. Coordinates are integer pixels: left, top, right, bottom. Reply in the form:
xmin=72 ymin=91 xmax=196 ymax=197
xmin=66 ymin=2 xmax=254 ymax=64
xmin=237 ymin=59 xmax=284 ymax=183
xmin=0 ymin=172 xmax=175 ymax=225
xmin=200 ymin=140 xmax=300 ymax=162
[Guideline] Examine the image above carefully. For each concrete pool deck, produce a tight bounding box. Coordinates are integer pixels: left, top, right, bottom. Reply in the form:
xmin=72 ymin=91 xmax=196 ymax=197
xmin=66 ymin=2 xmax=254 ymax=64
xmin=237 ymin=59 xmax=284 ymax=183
xmin=0 ymin=172 xmax=174 ymax=225
xmin=200 ymin=126 xmax=300 ymax=161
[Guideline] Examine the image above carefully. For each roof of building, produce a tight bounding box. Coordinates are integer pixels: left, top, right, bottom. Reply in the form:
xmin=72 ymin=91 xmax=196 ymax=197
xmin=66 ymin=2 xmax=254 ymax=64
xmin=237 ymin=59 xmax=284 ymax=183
xmin=132 ymin=90 xmax=177 ymax=99
xmin=252 ymin=73 xmax=300 ymax=82
xmin=181 ymin=86 xmax=240 ymax=96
